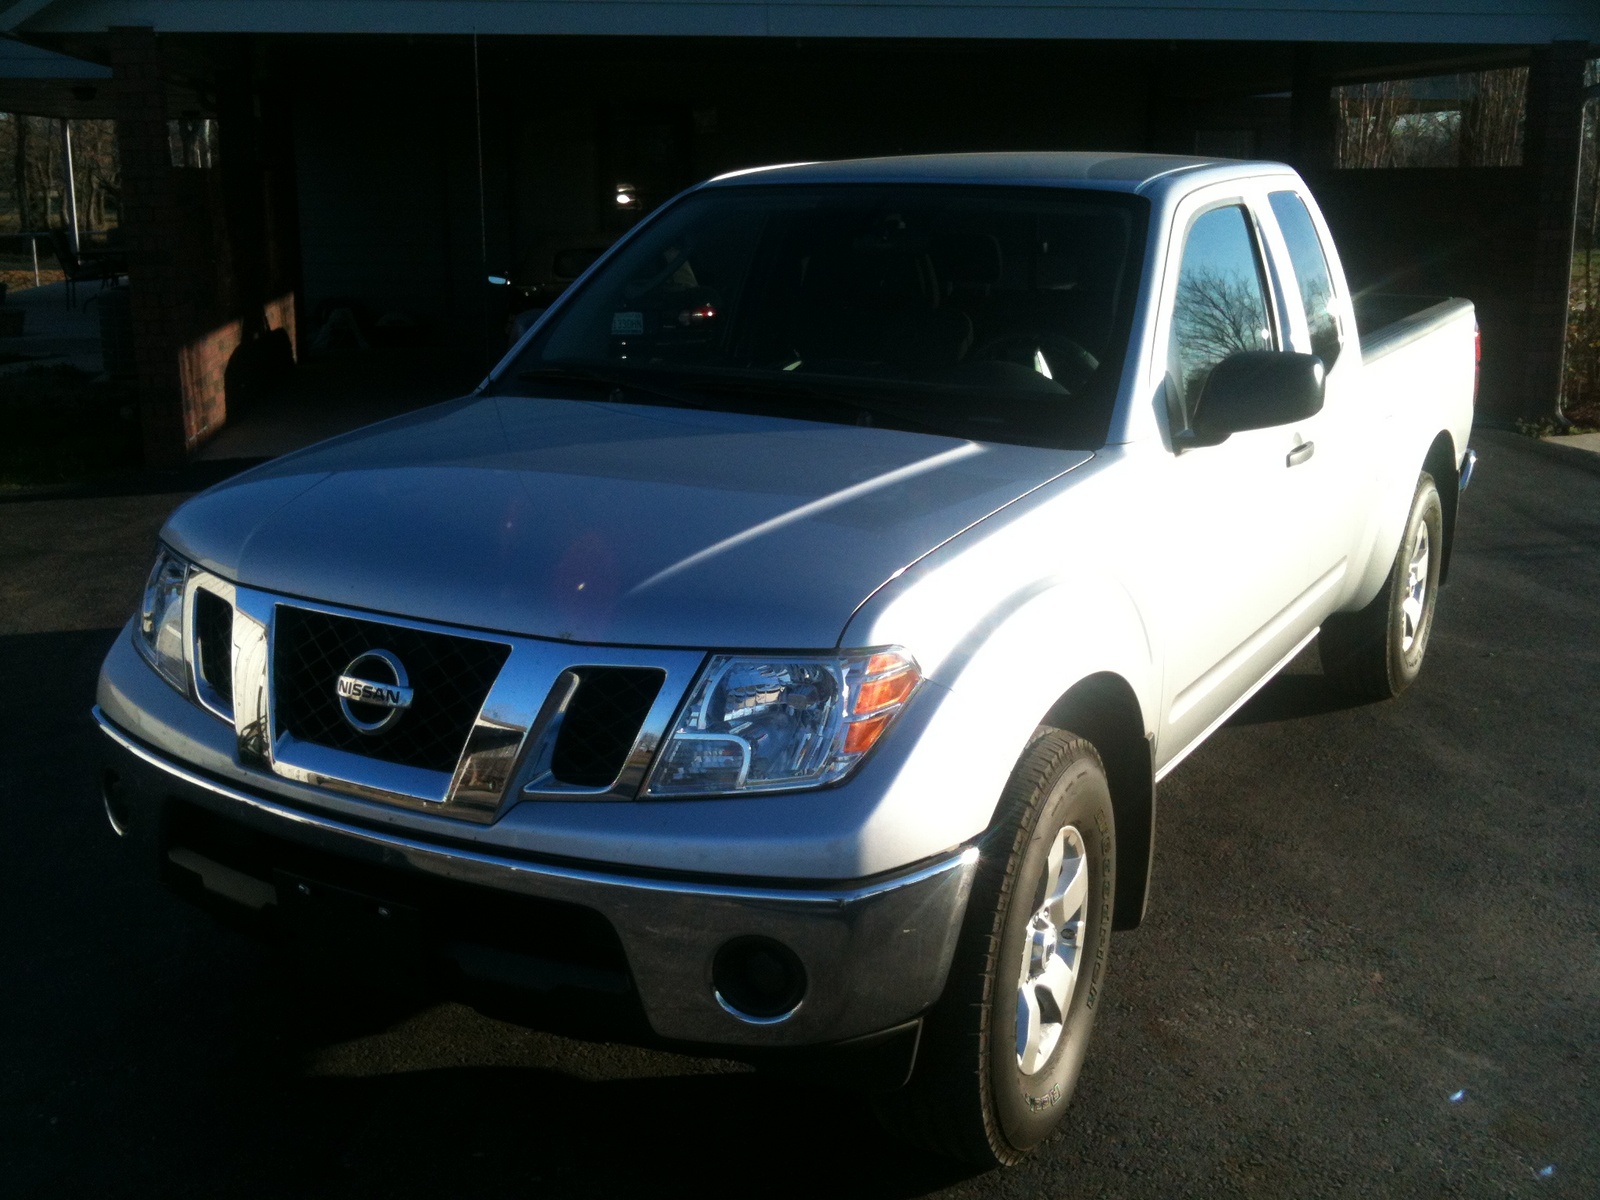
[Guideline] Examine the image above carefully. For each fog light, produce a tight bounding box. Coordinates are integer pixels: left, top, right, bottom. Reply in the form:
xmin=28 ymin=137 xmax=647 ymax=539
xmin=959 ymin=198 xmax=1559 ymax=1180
xmin=712 ymin=936 xmax=807 ymax=1022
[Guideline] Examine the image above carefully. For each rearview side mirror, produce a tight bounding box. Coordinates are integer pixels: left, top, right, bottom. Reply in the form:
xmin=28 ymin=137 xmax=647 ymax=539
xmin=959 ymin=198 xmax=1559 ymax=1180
xmin=1186 ymin=351 xmax=1325 ymax=445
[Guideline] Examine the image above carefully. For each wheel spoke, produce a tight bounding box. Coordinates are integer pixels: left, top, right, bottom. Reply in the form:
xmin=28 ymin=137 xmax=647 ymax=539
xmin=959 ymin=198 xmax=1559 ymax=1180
xmin=1016 ymin=979 xmax=1046 ymax=1069
xmin=1042 ymin=832 xmax=1064 ymax=906
xmin=1400 ymin=521 xmax=1431 ymax=651
xmin=1408 ymin=535 xmax=1429 ymax=590
xmin=1402 ymin=593 xmax=1424 ymax=636
xmin=1015 ymin=825 xmax=1091 ymax=1076
xmin=1036 ymin=948 xmax=1078 ymax=1016
xmin=1046 ymin=850 xmax=1088 ymax=931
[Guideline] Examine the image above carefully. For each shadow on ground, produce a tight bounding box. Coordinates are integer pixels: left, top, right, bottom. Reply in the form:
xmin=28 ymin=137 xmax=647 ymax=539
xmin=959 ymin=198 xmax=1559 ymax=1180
xmin=1226 ymin=667 xmax=1369 ymax=727
xmin=0 ymin=626 xmax=974 ymax=1198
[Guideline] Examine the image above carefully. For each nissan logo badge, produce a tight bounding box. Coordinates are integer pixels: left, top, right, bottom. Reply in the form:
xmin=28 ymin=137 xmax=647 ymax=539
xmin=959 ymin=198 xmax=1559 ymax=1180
xmin=335 ymin=649 xmax=414 ymax=734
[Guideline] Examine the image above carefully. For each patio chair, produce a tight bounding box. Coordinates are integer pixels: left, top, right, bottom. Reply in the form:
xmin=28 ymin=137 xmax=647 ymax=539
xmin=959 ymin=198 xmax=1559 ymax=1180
xmin=46 ymin=229 xmax=111 ymax=309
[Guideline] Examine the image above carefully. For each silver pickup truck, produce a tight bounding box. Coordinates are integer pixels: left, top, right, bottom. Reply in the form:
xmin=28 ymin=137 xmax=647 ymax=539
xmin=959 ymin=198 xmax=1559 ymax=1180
xmin=95 ymin=152 xmax=1477 ymax=1166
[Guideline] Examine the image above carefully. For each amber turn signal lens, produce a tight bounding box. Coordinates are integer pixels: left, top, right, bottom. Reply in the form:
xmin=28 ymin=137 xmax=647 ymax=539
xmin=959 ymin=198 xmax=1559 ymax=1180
xmin=842 ymin=652 xmax=920 ymax=756
xmin=855 ymin=668 xmax=918 ymax=716
xmin=843 ymin=713 xmax=892 ymax=755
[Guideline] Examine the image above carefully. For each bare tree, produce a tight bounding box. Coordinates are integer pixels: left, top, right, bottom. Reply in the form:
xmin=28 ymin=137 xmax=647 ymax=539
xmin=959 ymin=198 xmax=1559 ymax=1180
xmin=1335 ymin=68 xmax=1527 ymax=171
xmin=68 ymin=119 xmax=121 ymax=232
xmin=1335 ymin=80 xmax=1409 ymax=169
xmin=1171 ymin=266 xmax=1270 ymax=409
xmin=1564 ymin=93 xmax=1600 ymax=422
xmin=1174 ymin=268 xmax=1267 ymax=364
xmin=1462 ymin=67 xmax=1528 ymax=167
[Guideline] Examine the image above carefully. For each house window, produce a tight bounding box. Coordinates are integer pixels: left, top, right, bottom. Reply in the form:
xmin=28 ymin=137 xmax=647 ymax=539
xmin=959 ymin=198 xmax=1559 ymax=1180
xmin=168 ymin=117 xmax=219 ymax=169
xmin=1332 ymin=67 xmax=1527 ymax=169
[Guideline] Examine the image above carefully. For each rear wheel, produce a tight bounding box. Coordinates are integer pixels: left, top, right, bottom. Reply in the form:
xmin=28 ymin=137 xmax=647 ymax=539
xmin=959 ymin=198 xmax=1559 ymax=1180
xmin=876 ymin=730 xmax=1115 ymax=1166
xmin=1319 ymin=472 xmax=1444 ymax=702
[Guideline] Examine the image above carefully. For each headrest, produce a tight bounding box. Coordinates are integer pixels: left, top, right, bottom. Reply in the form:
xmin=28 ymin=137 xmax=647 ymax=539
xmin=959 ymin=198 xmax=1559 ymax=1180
xmin=1038 ymin=246 xmax=1084 ymax=291
xmin=803 ymin=243 xmax=937 ymax=309
xmin=932 ymin=233 xmax=1003 ymax=288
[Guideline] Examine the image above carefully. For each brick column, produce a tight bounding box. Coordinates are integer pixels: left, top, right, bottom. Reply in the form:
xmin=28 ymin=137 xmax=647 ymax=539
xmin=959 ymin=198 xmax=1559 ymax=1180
xmin=1520 ymin=41 xmax=1591 ymax=422
xmin=109 ymin=26 xmax=187 ymax=468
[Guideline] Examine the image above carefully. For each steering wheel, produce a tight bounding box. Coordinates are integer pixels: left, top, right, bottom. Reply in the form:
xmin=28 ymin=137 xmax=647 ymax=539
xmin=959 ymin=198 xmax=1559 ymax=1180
xmin=970 ymin=333 xmax=1099 ymax=391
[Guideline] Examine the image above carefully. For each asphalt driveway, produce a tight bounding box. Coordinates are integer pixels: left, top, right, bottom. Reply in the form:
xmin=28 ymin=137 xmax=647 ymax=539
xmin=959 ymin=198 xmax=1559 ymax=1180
xmin=1 ymin=429 xmax=1595 ymax=1198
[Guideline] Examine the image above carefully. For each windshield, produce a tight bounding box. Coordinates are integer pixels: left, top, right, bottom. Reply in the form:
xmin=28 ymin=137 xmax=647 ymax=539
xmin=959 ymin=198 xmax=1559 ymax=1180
xmin=494 ymin=184 xmax=1149 ymax=449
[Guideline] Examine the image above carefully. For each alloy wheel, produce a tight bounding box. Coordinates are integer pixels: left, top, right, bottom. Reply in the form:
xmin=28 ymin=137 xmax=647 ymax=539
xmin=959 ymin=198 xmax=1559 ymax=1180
xmin=1015 ymin=824 xmax=1089 ymax=1075
xmin=1401 ymin=523 xmax=1430 ymax=652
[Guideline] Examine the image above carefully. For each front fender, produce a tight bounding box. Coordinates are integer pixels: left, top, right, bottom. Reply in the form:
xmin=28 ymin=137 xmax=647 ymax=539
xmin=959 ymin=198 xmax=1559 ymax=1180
xmin=843 ymin=538 xmax=1158 ymax=857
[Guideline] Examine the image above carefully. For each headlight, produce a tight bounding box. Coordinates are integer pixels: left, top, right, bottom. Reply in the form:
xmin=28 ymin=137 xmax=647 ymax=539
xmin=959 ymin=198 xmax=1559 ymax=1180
xmin=644 ymin=649 xmax=920 ymax=797
xmin=137 ymin=546 xmax=190 ymax=692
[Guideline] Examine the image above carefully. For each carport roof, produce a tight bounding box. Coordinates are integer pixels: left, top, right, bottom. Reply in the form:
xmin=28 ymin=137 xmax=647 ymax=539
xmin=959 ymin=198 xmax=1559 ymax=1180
xmin=0 ymin=32 xmax=110 ymax=115
xmin=3 ymin=0 xmax=1598 ymax=43
xmin=0 ymin=32 xmax=105 ymax=76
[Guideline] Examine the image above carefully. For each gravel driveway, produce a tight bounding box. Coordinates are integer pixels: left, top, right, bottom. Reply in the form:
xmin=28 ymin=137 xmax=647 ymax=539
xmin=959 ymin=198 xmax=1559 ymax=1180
xmin=1 ymin=429 xmax=1595 ymax=1198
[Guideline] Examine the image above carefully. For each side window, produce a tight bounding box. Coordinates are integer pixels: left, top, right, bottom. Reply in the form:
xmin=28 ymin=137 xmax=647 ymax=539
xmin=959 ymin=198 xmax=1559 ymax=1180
xmin=1268 ymin=191 xmax=1342 ymax=369
xmin=1166 ymin=205 xmax=1274 ymax=431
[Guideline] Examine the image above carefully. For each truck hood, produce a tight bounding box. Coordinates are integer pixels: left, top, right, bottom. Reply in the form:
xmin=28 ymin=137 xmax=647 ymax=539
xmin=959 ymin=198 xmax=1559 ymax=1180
xmin=164 ymin=395 xmax=1092 ymax=648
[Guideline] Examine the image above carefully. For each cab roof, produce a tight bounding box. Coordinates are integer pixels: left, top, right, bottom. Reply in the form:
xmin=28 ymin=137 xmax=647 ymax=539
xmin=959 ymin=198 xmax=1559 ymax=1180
xmin=706 ymin=151 xmax=1288 ymax=195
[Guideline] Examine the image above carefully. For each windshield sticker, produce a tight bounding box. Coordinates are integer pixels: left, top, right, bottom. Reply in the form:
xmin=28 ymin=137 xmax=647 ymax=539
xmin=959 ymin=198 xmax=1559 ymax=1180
xmin=611 ymin=311 xmax=645 ymax=335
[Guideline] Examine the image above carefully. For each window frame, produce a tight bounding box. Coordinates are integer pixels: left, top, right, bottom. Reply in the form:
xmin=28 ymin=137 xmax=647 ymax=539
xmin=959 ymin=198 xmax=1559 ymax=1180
xmin=1262 ymin=188 xmax=1348 ymax=371
xmin=1160 ymin=196 xmax=1284 ymax=435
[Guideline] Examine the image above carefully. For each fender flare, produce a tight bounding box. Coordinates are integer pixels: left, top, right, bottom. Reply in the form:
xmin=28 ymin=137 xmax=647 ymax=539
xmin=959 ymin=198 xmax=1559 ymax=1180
xmin=1344 ymin=430 xmax=1459 ymax=611
xmin=847 ymin=569 xmax=1160 ymax=928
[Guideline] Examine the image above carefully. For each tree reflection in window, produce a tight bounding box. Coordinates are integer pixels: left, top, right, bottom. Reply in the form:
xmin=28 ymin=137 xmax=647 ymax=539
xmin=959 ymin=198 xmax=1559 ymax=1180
xmin=1168 ymin=206 xmax=1273 ymax=430
xmin=1269 ymin=191 xmax=1342 ymax=369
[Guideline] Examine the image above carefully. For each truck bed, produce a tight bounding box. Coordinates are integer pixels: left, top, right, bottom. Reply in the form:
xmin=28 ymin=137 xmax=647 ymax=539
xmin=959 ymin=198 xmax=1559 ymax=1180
xmin=1354 ymin=294 xmax=1475 ymax=365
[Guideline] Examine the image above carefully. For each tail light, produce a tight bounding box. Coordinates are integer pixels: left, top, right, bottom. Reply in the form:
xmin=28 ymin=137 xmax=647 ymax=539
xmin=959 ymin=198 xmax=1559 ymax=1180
xmin=1472 ymin=322 xmax=1481 ymax=404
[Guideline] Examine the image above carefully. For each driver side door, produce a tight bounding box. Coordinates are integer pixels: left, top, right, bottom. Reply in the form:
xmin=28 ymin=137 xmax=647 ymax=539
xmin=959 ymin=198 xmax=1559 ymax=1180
xmin=1151 ymin=197 xmax=1318 ymax=769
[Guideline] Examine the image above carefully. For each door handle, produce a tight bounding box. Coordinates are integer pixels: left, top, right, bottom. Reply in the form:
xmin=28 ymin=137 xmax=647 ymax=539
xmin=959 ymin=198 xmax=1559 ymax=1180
xmin=1286 ymin=441 xmax=1315 ymax=468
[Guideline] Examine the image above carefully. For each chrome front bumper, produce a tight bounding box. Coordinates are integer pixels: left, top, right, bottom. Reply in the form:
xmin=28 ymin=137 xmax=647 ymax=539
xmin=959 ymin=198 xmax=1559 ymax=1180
xmin=95 ymin=708 xmax=977 ymax=1048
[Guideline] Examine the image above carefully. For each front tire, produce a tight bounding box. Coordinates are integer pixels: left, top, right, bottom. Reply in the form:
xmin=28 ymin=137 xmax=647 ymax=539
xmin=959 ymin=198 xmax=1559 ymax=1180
xmin=1319 ymin=472 xmax=1444 ymax=702
xmin=876 ymin=730 xmax=1115 ymax=1167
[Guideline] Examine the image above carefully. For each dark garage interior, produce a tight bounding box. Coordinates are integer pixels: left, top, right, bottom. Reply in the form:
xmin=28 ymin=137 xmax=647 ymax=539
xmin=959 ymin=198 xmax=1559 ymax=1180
xmin=1 ymin=5 xmax=1595 ymax=465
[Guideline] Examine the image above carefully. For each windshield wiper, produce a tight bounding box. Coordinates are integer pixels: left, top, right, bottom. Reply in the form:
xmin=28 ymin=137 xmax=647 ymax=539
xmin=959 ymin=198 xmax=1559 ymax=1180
xmin=513 ymin=364 xmax=710 ymax=411
xmin=515 ymin=364 xmax=1024 ymax=441
xmin=679 ymin=373 xmax=993 ymax=438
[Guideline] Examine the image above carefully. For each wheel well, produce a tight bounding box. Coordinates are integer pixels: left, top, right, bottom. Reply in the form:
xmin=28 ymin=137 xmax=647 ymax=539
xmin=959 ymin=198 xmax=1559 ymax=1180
xmin=1423 ymin=431 xmax=1459 ymax=584
xmin=1039 ymin=673 xmax=1154 ymax=931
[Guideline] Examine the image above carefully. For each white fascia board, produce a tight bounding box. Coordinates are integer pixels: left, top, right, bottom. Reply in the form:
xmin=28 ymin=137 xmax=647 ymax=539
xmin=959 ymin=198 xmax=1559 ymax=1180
xmin=20 ymin=1 xmax=1600 ymax=44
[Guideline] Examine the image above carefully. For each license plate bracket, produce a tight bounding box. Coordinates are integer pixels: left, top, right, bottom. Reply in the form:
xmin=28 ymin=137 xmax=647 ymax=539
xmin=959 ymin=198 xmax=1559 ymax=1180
xmin=274 ymin=869 xmax=425 ymax=955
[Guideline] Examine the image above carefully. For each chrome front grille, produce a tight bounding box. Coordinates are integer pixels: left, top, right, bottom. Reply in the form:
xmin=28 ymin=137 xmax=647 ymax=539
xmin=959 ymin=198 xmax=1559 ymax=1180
xmin=199 ymin=576 xmax=706 ymax=824
xmin=550 ymin=668 xmax=667 ymax=787
xmin=272 ymin=605 xmax=510 ymax=774
xmin=193 ymin=588 xmax=234 ymax=704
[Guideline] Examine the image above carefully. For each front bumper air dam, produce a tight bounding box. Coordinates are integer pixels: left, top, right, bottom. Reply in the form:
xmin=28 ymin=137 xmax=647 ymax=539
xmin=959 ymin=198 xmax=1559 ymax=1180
xmin=94 ymin=707 xmax=978 ymax=1048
